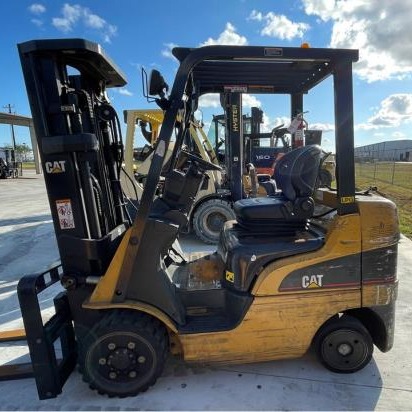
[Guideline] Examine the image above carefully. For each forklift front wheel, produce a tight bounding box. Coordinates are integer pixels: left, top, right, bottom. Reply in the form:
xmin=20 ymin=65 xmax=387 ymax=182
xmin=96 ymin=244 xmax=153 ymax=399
xmin=193 ymin=198 xmax=235 ymax=244
xmin=314 ymin=315 xmax=374 ymax=373
xmin=79 ymin=310 xmax=168 ymax=397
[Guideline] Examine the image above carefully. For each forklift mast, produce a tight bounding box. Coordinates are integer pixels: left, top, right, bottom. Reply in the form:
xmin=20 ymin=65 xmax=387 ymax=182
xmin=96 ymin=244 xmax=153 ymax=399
xmin=223 ymin=92 xmax=244 ymax=201
xmin=18 ymin=39 xmax=130 ymax=278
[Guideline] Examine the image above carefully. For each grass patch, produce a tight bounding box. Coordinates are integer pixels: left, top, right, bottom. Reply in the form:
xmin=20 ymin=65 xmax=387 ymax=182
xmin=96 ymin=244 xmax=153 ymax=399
xmin=356 ymin=163 xmax=412 ymax=239
xmin=22 ymin=162 xmax=35 ymax=169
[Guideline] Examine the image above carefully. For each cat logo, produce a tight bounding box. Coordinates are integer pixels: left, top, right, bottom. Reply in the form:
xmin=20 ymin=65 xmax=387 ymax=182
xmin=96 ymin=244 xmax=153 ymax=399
xmin=45 ymin=160 xmax=66 ymax=174
xmin=302 ymin=274 xmax=324 ymax=289
xmin=226 ymin=270 xmax=235 ymax=283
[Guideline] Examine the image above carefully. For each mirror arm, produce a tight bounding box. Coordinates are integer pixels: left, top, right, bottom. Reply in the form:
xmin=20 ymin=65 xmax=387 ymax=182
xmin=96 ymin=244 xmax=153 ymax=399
xmin=155 ymin=97 xmax=171 ymax=110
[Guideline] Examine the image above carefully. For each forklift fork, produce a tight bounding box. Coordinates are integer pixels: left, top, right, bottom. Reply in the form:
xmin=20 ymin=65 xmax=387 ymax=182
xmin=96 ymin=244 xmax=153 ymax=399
xmin=0 ymin=265 xmax=76 ymax=399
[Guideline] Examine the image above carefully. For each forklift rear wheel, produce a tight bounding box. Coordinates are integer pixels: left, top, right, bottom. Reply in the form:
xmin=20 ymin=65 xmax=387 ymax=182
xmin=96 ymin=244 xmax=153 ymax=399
xmin=193 ymin=198 xmax=235 ymax=244
xmin=314 ymin=315 xmax=373 ymax=373
xmin=79 ymin=310 xmax=168 ymax=397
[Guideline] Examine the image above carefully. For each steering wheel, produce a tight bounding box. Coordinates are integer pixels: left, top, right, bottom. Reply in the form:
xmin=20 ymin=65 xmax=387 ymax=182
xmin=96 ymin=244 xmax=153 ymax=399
xmin=180 ymin=150 xmax=222 ymax=171
xmin=272 ymin=125 xmax=288 ymax=138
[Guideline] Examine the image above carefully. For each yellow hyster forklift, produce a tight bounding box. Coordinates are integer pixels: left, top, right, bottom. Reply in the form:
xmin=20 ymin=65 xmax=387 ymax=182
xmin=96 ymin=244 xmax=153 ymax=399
xmin=122 ymin=109 xmax=236 ymax=243
xmin=11 ymin=39 xmax=399 ymax=399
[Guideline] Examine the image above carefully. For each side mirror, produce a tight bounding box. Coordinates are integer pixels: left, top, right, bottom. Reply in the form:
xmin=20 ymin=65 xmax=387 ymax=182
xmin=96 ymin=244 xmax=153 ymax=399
xmin=149 ymin=69 xmax=169 ymax=98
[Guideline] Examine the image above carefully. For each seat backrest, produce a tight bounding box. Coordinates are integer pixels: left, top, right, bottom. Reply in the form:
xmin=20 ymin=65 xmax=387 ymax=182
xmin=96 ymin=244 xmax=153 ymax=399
xmin=274 ymin=145 xmax=322 ymax=201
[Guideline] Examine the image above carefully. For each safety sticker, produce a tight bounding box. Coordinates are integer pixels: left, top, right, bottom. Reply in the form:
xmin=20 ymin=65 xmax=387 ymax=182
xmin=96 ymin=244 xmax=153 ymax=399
xmin=226 ymin=270 xmax=235 ymax=283
xmin=340 ymin=196 xmax=355 ymax=204
xmin=56 ymin=199 xmax=75 ymax=230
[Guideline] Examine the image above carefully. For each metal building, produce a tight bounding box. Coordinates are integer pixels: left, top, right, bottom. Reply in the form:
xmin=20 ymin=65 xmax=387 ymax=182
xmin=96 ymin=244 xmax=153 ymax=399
xmin=355 ymin=140 xmax=412 ymax=162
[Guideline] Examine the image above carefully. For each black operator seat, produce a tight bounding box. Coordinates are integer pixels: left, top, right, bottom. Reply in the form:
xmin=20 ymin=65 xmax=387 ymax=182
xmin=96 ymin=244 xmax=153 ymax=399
xmin=234 ymin=145 xmax=322 ymax=234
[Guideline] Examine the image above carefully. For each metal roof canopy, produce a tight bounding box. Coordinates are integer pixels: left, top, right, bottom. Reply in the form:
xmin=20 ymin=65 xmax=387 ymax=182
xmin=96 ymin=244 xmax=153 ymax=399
xmin=172 ymin=46 xmax=359 ymax=95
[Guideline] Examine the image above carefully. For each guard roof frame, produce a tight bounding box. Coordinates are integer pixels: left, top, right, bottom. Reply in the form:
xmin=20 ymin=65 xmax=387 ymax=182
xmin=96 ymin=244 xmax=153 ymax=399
xmin=131 ymin=45 xmax=359 ymax=257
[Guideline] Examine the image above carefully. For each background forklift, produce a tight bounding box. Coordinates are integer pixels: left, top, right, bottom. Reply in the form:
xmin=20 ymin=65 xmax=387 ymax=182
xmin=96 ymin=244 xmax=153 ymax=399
xmin=210 ymin=106 xmax=335 ymax=187
xmin=122 ymin=108 xmax=236 ymax=244
xmin=8 ymin=39 xmax=399 ymax=400
xmin=0 ymin=148 xmax=20 ymax=179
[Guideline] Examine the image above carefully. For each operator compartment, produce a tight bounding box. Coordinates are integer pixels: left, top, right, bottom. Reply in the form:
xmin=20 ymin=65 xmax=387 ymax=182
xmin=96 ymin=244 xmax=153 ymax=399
xmin=218 ymin=144 xmax=325 ymax=291
xmin=171 ymin=144 xmax=327 ymax=332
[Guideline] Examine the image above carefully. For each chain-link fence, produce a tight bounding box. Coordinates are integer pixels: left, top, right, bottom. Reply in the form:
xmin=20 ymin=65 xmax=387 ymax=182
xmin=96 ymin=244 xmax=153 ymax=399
xmin=355 ymin=150 xmax=412 ymax=238
xmin=355 ymin=145 xmax=412 ymax=188
xmin=356 ymin=160 xmax=411 ymax=188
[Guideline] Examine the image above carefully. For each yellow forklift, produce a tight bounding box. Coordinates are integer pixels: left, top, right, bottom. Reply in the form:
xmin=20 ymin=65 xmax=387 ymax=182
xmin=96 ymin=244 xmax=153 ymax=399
xmin=122 ymin=109 xmax=237 ymax=243
xmin=5 ymin=39 xmax=398 ymax=399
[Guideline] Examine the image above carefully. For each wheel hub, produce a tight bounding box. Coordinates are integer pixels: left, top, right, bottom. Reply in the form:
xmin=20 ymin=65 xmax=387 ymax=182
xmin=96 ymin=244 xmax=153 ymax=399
xmin=337 ymin=342 xmax=353 ymax=356
xmin=109 ymin=348 xmax=134 ymax=370
xmin=93 ymin=338 xmax=151 ymax=382
xmin=321 ymin=329 xmax=369 ymax=371
xmin=82 ymin=315 xmax=165 ymax=397
xmin=207 ymin=212 xmax=226 ymax=232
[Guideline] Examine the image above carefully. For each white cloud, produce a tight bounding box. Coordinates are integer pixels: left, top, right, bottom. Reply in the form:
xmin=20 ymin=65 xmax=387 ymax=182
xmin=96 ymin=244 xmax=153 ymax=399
xmin=52 ymin=3 xmax=117 ymax=43
xmin=200 ymin=23 xmax=248 ymax=46
xmin=260 ymin=114 xmax=290 ymax=132
xmin=368 ymin=94 xmax=412 ymax=127
xmin=248 ymin=10 xmax=263 ymax=22
xmin=84 ymin=13 xmax=105 ymax=29
xmin=118 ymin=88 xmax=133 ymax=96
xmin=29 ymin=3 xmax=46 ymax=14
xmin=161 ymin=43 xmax=179 ymax=60
xmin=302 ymin=0 xmax=337 ymax=22
xmin=302 ymin=0 xmax=412 ymax=81
xmin=356 ymin=94 xmax=412 ymax=130
xmin=52 ymin=4 xmax=81 ymax=32
xmin=31 ymin=18 xmax=43 ymax=27
xmin=249 ymin=10 xmax=310 ymax=40
xmin=199 ymin=94 xmax=221 ymax=108
xmin=308 ymin=122 xmax=335 ymax=132
xmin=198 ymin=93 xmax=262 ymax=112
xmin=242 ymin=94 xmax=262 ymax=109
xmin=392 ymin=131 xmax=406 ymax=140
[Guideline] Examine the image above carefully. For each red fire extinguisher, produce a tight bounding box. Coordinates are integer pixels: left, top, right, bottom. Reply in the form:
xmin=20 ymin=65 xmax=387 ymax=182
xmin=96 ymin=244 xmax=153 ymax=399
xmin=287 ymin=112 xmax=308 ymax=148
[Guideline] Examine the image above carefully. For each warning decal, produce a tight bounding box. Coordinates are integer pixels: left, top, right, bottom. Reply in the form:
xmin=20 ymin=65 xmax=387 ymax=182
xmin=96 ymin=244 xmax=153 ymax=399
xmin=56 ymin=199 xmax=75 ymax=230
xmin=226 ymin=270 xmax=235 ymax=283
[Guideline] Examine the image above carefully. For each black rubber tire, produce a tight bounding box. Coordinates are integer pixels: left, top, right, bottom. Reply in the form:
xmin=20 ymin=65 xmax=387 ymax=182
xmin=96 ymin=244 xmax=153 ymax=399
xmin=193 ymin=198 xmax=235 ymax=244
xmin=314 ymin=315 xmax=373 ymax=373
xmin=78 ymin=310 xmax=168 ymax=398
xmin=318 ymin=168 xmax=333 ymax=188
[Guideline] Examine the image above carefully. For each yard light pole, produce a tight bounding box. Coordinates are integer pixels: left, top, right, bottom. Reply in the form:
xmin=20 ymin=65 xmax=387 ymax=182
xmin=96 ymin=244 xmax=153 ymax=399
xmin=3 ymin=104 xmax=17 ymax=164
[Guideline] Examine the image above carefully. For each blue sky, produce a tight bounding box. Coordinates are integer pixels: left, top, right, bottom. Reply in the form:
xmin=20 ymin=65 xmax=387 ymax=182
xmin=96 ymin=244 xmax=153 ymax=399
xmin=1 ymin=0 xmax=412 ymax=152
